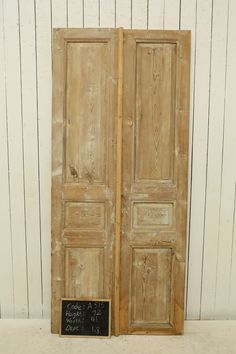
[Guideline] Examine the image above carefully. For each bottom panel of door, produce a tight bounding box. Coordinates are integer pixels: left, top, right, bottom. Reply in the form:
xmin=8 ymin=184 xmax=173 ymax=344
xmin=131 ymin=248 xmax=172 ymax=325
xmin=61 ymin=243 xmax=115 ymax=334
xmin=64 ymin=247 xmax=104 ymax=298
xmin=120 ymin=246 xmax=185 ymax=334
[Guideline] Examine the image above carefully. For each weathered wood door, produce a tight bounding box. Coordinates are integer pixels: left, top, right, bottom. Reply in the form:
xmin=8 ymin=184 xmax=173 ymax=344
xmin=51 ymin=28 xmax=118 ymax=333
xmin=120 ymin=30 xmax=190 ymax=334
xmin=51 ymin=28 xmax=190 ymax=335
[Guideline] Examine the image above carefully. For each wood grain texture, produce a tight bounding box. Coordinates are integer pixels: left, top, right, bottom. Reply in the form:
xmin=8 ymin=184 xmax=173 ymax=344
xmin=51 ymin=28 xmax=118 ymax=334
xmin=131 ymin=248 xmax=172 ymax=324
xmin=135 ymin=43 xmax=175 ymax=182
xmin=65 ymin=248 xmax=104 ymax=298
xmin=65 ymin=42 xmax=107 ymax=184
xmin=133 ymin=202 xmax=174 ymax=229
xmin=52 ymin=28 xmax=190 ymax=335
xmin=120 ymin=29 xmax=190 ymax=335
xmin=64 ymin=202 xmax=105 ymax=229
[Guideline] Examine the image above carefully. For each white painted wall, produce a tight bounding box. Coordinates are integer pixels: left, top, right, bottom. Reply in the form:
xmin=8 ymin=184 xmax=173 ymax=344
xmin=0 ymin=0 xmax=235 ymax=320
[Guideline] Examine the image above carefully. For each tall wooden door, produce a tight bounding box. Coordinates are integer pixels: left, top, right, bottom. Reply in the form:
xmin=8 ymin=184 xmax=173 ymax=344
xmin=120 ymin=30 xmax=190 ymax=334
xmin=51 ymin=28 xmax=118 ymax=333
xmin=51 ymin=28 xmax=190 ymax=335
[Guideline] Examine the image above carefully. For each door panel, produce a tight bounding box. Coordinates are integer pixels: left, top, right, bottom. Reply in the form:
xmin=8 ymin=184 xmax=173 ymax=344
xmin=120 ymin=30 xmax=190 ymax=334
xmin=65 ymin=42 xmax=108 ymax=184
xmin=132 ymin=202 xmax=174 ymax=229
xmin=51 ymin=29 xmax=118 ymax=333
xmin=65 ymin=247 xmax=104 ymax=298
xmin=135 ymin=43 xmax=176 ymax=182
xmin=64 ymin=202 xmax=105 ymax=229
xmin=131 ymin=248 xmax=172 ymax=324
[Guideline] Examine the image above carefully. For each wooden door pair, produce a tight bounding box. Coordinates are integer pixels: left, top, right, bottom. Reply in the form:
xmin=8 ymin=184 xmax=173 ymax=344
xmin=51 ymin=28 xmax=190 ymax=335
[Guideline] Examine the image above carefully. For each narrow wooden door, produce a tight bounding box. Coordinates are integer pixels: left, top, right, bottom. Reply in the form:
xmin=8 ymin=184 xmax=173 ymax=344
xmin=120 ymin=30 xmax=190 ymax=334
xmin=51 ymin=29 xmax=118 ymax=333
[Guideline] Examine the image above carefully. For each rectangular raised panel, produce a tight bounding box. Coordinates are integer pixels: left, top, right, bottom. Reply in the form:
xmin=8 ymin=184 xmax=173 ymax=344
xmin=65 ymin=247 xmax=104 ymax=298
xmin=131 ymin=248 xmax=172 ymax=324
xmin=133 ymin=202 xmax=173 ymax=229
xmin=135 ymin=43 xmax=176 ymax=183
xmin=65 ymin=202 xmax=105 ymax=229
xmin=65 ymin=42 xmax=108 ymax=184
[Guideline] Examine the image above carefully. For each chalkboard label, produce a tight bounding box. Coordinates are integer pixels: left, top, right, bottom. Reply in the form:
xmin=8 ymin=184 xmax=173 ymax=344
xmin=59 ymin=298 xmax=111 ymax=338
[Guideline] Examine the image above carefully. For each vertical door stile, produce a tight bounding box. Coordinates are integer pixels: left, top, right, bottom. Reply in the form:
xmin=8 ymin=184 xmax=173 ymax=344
xmin=114 ymin=27 xmax=124 ymax=336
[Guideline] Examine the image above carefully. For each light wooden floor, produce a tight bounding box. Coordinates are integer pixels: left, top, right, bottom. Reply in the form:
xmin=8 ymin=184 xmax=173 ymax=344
xmin=0 ymin=320 xmax=235 ymax=354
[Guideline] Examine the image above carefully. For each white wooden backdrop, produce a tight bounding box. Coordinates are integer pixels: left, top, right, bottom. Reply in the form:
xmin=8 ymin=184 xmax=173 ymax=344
xmin=0 ymin=0 xmax=236 ymax=320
